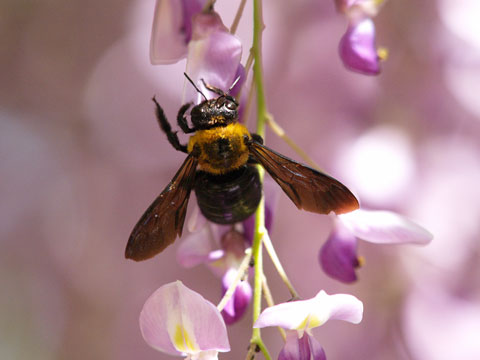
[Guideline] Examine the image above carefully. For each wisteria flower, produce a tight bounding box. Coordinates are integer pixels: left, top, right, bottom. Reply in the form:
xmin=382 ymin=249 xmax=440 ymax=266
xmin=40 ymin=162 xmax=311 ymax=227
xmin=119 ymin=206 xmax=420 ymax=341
xmin=150 ymin=0 xmax=243 ymax=103
xmin=254 ymin=290 xmax=363 ymax=360
xmin=334 ymin=0 xmax=386 ymax=74
xmin=139 ymin=281 xmax=230 ymax=359
xmin=320 ymin=209 xmax=433 ymax=282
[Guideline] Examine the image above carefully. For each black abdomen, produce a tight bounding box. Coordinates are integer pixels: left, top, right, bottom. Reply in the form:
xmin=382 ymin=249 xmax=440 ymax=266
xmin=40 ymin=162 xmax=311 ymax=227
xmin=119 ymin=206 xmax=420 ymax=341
xmin=194 ymin=165 xmax=262 ymax=224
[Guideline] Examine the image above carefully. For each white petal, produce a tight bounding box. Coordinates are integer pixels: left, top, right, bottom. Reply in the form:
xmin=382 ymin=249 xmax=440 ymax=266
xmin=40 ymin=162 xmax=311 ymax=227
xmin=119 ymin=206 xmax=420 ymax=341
xmin=254 ymin=290 xmax=363 ymax=331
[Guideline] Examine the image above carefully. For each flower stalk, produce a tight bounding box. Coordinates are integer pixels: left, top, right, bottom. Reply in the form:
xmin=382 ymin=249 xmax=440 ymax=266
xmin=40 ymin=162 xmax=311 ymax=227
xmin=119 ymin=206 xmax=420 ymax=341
xmin=248 ymin=0 xmax=272 ymax=359
xmin=263 ymin=231 xmax=298 ymax=299
xmin=216 ymin=248 xmax=252 ymax=312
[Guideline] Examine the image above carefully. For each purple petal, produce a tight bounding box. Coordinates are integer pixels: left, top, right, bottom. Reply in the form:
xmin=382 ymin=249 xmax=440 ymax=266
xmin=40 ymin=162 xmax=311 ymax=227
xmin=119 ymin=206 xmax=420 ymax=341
xmin=339 ymin=18 xmax=380 ymax=75
xmin=319 ymin=225 xmax=360 ymax=283
xmin=308 ymin=335 xmax=327 ymax=360
xmin=221 ymin=268 xmax=252 ymax=324
xmin=338 ymin=209 xmax=433 ymax=245
xmin=254 ymin=290 xmax=363 ymax=330
xmin=185 ymin=12 xmax=242 ymax=103
xmin=278 ymin=331 xmax=311 ymax=360
xmin=180 ymin=0 xmax=208 ymax=43
xmin=139 ymin=281 xmax=230 ymax=355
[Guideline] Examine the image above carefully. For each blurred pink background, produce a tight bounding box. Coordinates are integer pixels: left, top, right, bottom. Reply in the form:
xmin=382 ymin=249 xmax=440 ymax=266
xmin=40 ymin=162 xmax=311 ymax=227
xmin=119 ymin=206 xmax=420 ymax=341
xmin=2 ymin=0 xmax=480 ymax=359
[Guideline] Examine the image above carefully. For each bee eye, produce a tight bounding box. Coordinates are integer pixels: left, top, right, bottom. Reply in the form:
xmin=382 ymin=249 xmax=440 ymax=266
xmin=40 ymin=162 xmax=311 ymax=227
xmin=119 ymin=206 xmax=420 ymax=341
xmin=226 ymin=101 xmax=236 ymax=110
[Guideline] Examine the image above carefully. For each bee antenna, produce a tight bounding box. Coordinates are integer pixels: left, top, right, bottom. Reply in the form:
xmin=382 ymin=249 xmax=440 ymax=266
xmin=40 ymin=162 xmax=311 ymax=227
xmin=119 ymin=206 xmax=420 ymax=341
xmin=228 ymin=76 xmax=241 ymax=93
xmin=184 ymin=72 xmax=207 ymax=101
xmin=200 ymin=78 xmax=228 ymax=98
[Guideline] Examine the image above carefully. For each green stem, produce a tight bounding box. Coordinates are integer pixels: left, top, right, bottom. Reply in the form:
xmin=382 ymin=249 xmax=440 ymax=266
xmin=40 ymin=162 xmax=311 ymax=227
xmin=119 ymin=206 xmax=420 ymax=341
xmin=251 ymin=0 xmax=267 ymax=326
xmin=253 ymin=0 xmax=267 ymax=137
xmin=248 ymin=0 xmax=271 ymax=359
xmin=251 ymin=196 xmax=265 ymax=334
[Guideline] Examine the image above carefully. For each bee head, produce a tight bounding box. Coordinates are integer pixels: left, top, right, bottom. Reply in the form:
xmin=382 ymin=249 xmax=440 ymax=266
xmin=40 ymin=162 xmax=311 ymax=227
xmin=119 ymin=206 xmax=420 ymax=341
xmin=183 ymin=72 xmax=241 ymax=130
xmin=190 ymin=95 xmax=238 ymax=129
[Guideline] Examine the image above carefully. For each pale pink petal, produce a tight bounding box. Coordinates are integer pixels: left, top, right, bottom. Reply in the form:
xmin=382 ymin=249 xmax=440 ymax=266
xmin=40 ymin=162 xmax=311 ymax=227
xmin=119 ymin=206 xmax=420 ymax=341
xmin=185 ymin=12 xmax=242 ymax=103
xmin=339 ymin=209 xmax=433 ymax=245
xmin=315 ymin=290 xmax=363 ymax=324
xmin=176 ymin=225 xmax=217 ymax=268
xmin=254 ymin=298 xmax=314 ymax=330
xmin=140 ymin=281 xmax=230 ymax=355
xmin=150 ymin=0 xmax=188 ymax=64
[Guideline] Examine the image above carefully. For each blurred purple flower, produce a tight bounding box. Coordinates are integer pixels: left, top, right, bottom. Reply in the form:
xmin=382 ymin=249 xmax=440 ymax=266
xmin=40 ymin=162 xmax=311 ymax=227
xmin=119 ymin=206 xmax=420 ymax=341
xmin=139 ymin=281 xmax=230 ymax=359
xmin=150 ymin=0 xmax=207 ymax=64
xmin=320 ymin=209 xmax=433 ymax=283
xmin=339 ymin=18 xmax=380 ymax=75
xmin=254 ymin=290 xmax=363 ymax=360
xmin=334 ymin=0 xmax=386 ymax=75
xmin=319 ymin=224 xmax=360 ymax=283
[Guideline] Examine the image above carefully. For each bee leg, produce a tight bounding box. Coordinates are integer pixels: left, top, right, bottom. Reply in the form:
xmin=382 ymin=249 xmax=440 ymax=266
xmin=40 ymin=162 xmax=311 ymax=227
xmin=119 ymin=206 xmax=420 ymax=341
xmin=152 ymin=96 xmax=188 ymax=153
xmin=177 ymin=103 xmax=196 ymax=134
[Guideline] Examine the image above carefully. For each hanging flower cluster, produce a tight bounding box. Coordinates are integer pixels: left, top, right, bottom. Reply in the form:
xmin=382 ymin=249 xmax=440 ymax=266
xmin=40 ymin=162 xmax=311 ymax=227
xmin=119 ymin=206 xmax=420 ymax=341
xmin=334 ymin=0 xmax=387 ymax=75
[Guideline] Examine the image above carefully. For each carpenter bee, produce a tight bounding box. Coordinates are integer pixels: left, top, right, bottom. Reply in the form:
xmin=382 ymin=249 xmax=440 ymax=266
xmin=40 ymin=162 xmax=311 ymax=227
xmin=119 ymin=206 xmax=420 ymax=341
xmin=125 ymin=75 xmax=359 ymax=261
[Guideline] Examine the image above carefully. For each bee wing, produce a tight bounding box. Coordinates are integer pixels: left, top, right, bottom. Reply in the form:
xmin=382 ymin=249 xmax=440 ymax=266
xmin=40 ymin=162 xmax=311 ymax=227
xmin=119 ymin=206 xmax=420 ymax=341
xmin=125 ymin=154 xmax=198 ymax=261
xmin=248 ymin=141 xmax=359 ymax=215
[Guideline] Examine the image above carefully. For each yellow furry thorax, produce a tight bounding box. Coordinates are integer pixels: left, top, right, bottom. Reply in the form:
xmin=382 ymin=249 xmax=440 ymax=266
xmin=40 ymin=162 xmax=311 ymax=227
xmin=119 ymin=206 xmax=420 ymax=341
xmin=187 ymin=122 xmax=251 ymax=175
